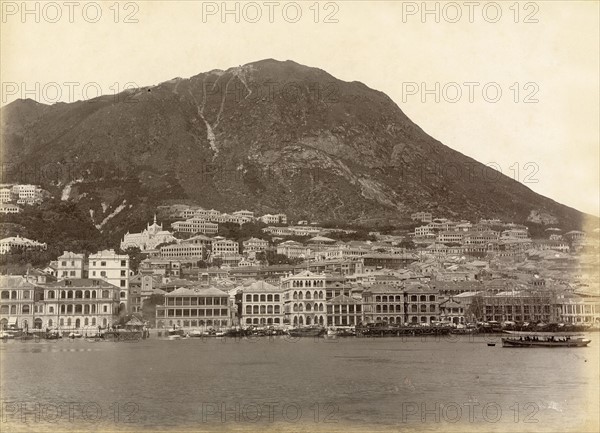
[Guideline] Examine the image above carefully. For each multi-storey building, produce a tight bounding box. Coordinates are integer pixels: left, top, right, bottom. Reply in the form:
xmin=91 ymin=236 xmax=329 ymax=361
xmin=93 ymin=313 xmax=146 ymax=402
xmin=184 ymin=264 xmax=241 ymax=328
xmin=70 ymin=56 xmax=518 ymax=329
xmin=88 ymin=250 xmax=129 ymax=312
xmin=476 ymin=290 xmax=558 ymax=323
xmin=501 ymin=229 xmax=529 ymax=240
xmin=414 ymin=225 xmax=435 ymax=237
xmin=233 ymin=210 xmax=255 ymax=222
xmin=260 ymin=214 xmax=287 ymax=224
xmin=243 ymin=237 xmax=269 ymax=254
xmin=438 ymin=299 xmax=466 ymax=325
xmin=0 ymin=187 xmax=15 ymax=203
xmin=557 ymin=294 xmax=600 ymax=324
xmin=361 ymin=284 xmax=405 ymax=325
xmin=12 ymin=184 xmax=45 ymax=205
xmin=403 ymin=283 xmax=440 ymax=325
xmin=160 ymin=243 xmax=205 ymax=259
xmin=187 ymin=234 xmax=214 ymax=249
xmin=57 ymin=251 xmax=86 ymax=279
xmin=211 ymin=238 xmax=239 ymax=257
xmin=37 ymin=279 xmax=121 ymax=330
xmin=276 ymin=240 xmax=311 ymax=259
xmin=462 ymin=231 xmax=499 ymax=245
xmin=326 ymin=295 xmax=362 ymax=326
xmin=0 ymin=276 xmax=37 ymax=330
xmin=240 ymin=281 xmax=284 ymax=326
xmin=437 ymin=231 xmax=464 ymax=244
xmin=282 ymin=271 xmax=327 ymax=327
xmin=171 ymin=217 xmax=218 ymax=235
xmin=155 ymin=286 xmax=231 ymax=329
xmin=140 ymin=258 xmax=181 ymax=278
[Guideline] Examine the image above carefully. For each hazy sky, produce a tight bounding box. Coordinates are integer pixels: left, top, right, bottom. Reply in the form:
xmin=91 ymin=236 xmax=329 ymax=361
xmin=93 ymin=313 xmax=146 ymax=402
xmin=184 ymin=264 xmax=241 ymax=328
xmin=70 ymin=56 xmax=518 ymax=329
xmin=1 ymin=1 xmax=598 ymax=216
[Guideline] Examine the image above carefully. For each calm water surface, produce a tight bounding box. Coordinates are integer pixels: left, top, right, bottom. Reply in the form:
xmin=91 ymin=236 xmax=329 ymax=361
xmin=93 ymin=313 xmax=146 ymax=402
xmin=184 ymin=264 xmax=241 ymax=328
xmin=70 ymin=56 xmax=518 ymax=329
xmin=1 ymin=334 xmax=598 ymax=432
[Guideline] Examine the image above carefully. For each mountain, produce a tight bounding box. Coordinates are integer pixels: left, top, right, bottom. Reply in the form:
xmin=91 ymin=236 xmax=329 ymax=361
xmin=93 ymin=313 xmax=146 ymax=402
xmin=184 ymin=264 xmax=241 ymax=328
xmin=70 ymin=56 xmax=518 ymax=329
xmin=0 ymin=59 xmax=593 ymax=234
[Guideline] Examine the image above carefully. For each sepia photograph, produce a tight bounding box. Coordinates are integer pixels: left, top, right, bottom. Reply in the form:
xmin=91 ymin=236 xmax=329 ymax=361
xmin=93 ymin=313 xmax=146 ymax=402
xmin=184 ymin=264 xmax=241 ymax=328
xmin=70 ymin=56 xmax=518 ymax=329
xmin=0 ymin=1 xmax=599 ymax=432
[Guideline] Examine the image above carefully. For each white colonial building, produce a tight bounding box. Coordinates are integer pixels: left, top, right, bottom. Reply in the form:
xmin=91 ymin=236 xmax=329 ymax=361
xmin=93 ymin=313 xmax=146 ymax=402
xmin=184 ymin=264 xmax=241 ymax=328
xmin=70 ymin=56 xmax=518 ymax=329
xmin=120 ymin=216 xmax=177 ymax=252
xmin=0 ymin=236 xmax=47 ymax=255
xmin=88 ymin=250 xmax=129 ymax=312
xmin=282 ymin=271 xmax=327 ymax=327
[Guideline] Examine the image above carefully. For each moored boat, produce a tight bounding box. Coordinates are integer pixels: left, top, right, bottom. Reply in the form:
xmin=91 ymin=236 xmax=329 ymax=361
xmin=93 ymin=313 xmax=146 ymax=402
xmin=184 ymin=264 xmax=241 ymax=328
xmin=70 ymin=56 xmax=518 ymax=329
xmin=288 ymin=325 xmax=326 ymax=337
xmin=502 ymin=335 xmax=591 ymax=348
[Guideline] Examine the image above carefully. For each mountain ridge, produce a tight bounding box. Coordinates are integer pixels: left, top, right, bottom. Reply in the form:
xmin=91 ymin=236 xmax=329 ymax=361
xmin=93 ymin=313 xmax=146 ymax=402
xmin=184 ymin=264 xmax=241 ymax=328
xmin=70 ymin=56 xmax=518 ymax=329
xmin=0 ymin=59 xmax=594 ymax=235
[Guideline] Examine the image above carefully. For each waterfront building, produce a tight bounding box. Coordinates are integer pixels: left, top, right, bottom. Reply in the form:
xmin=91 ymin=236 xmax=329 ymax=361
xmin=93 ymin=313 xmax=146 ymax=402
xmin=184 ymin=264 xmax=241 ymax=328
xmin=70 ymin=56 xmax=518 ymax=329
xmin=326 ymin=295 xmax=362 ymax=326
xmin=475 ymin=289 xmax=558 ymax=323
xmin=282 ymin=271 xmax=327 ymax=326
xmin=57 ymin=251 xmax=86 ymax=279
xmin=0 ymin=276 xmax=37 ymax=330
xmin=155 ymin=286 xmax=231 ymax=329
xmin=36 ymin=279 xmax=121 ymax=330
xmin=240 ymin=281 xmax=283 ymax=326
xmin=361 ymin=284 xmax=405 ymax=325
xmin=88 ymin=250 xmax=129 ymax=312
xmin=120 ymin=215 xmax=177 ymax=252
xmin=403 ymin=283 xmax=440 ymax=325
xmin=438 ymin=298 xmax=466 ymax=325
xmin=556 ymin=293 xmax=600 ymax=325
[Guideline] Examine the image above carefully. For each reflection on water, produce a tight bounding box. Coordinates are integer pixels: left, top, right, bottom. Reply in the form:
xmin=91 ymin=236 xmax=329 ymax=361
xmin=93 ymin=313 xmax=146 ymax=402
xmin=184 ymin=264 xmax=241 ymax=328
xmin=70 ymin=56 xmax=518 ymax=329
xmin=1 ymin=334 xmax=598 ymax=432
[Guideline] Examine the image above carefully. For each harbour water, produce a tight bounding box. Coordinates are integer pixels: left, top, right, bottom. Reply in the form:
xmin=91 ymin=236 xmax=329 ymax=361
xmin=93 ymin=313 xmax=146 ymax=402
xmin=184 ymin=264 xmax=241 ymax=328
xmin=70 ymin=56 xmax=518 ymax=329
xmin=1 ymin=334 xmax=598 ymax=432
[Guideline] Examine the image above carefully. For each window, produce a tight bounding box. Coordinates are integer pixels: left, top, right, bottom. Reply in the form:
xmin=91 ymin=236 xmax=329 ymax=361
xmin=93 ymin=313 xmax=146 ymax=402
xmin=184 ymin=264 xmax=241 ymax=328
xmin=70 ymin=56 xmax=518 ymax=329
xmin=61 ymin=261 xmax=67 ymax=266
xmin=120 ymin=280 xmax=126 ymax=287
xmin=100 ymin=271 xmax=106 ymax=277
xmin=121 ymin=260 xmax=126 ymax=267
xmin=121 ymin=270 xmax=126 ymax=277
xmin=101 ymin=261 xmax=106 ymax=267
xmin=103 ymin=306 xmax=108 ymax=313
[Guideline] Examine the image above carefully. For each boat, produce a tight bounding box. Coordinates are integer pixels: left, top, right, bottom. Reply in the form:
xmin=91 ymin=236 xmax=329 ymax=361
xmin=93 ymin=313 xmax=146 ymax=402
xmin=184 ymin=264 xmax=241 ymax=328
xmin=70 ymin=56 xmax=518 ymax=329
xmin=487 ymin=343 xmax=496 ymax=347
xmin=45 ymin=330 xmax=62 ymax=340
xmin=189 ymin=330 xmax=204 ymax=338
xmin=0 ymin=330 xmax=15 ymax=340
xmin=68 ymin=332 xmax=83 ymax=339
xmin=502 ymin=335 xmax=591 ymax=348
xmin=167 ymin=328 xmax=185 ymax=337
xmin=288 ymin=326 xmax=326 ymax=337
xmin=327 ymin=327 xmax=355 ymax=337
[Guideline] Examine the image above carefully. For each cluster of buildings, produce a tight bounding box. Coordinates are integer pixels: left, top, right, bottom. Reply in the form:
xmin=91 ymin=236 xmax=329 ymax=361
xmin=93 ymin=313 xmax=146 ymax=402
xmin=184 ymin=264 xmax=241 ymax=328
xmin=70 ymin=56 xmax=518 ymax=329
xmin=0 ymin=184 xmax=48 ymax=213
xmin=2 ymin=205 xmax=599 ymax=333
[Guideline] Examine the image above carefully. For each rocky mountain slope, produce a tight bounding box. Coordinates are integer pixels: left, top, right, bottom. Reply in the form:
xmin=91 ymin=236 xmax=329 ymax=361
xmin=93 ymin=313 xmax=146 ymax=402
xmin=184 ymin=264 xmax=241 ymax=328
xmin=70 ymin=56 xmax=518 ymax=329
xmin=0 ymin=59 xmax=592 ymax=232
